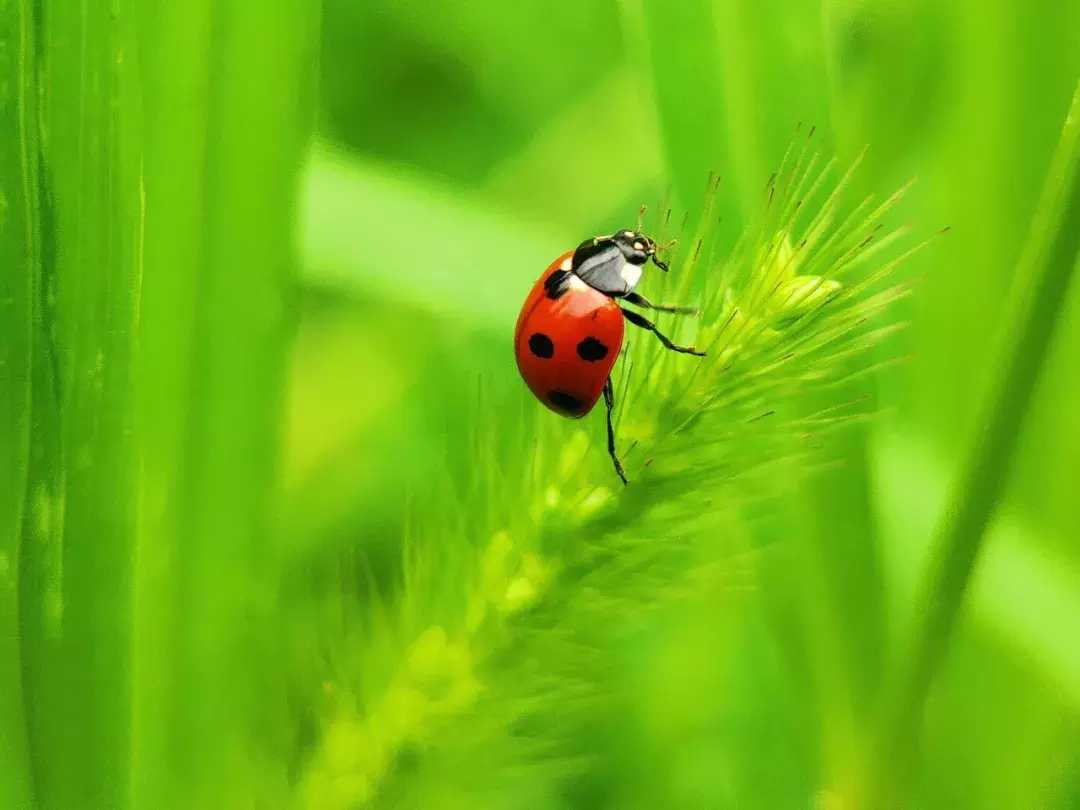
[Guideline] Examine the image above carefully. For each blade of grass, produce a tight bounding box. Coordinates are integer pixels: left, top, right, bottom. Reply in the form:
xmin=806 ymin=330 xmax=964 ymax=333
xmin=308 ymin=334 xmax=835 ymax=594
xmin=14 ymin=2 xmax=144 ymax=807
xmin=621 ymin=0 xmax=736 ymax=221
xmin=129 ymin=2 xmax=212 ymax=804
xmin=874 ymin=80 xmax=1080 ymax=807
xmin=875 ymin=430 xmax=1080 ymax=709
xmin=0 ymin=1 xmax=38 ymax=805
xmin=627 ymin=0 xmax=832 ymax=222
xmin=132 ymin=3 xmax=319 ymax=805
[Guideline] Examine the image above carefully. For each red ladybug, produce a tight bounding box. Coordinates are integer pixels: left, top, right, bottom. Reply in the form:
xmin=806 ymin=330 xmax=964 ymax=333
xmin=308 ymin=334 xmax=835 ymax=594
xmin=514 ymin=229 xmax=703 ymax=483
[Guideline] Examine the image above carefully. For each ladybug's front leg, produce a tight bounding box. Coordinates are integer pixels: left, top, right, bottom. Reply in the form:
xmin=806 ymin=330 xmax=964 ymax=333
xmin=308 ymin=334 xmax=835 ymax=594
xmin=621 ymin=308 xmax=706 ymax=356
xmin=603 ymin=377 xmax=628 ymax=485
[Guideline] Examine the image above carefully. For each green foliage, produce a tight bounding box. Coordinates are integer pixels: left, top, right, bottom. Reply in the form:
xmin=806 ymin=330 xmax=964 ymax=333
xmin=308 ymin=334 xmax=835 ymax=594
xmin=875 ymin=82 xmax=1080 ymax=808
xmin=132 ymin=3 xmax=319 ymax=806
xmin=0 ymin=3 xmax=37 ymax=805
xmin=3 ymin=0 xmax=1080 ymax=808
xmin=1 ymin=2 xmax=318 ymax=807
xmin=12 ymin=4 xmax=143 ymax=806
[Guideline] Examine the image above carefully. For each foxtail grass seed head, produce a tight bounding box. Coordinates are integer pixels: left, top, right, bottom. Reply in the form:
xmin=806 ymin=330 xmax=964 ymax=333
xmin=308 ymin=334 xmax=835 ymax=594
xmin=297 ymin=149 xmax=924 ymax=807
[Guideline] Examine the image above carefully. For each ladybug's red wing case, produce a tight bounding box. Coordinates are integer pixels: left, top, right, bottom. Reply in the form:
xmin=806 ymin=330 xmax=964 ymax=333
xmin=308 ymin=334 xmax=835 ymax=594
xmin=514 ymin=251 xmax=625 ymax=418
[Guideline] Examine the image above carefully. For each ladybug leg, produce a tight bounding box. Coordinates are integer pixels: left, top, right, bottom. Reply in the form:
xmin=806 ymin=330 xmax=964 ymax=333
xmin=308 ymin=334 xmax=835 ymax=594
xmin=622 ymin=308 xmax=706 ymax=356
xmin=603 ymin=377 xmax=628 ymax=485
xmin=623 ymin=291 xmax=698 ymax=316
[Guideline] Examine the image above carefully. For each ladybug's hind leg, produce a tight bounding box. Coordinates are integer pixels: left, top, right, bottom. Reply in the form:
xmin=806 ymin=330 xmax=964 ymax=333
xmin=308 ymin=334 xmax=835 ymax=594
xmin=603 ymin=377 xmax=628 ymax=486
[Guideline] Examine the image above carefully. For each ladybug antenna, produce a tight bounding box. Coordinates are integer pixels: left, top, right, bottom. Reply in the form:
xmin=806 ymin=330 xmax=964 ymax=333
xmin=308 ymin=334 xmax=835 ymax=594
xmin=637 ymin=203 xmax=647 ymax=231
xmin=650 ymin=236 xmax=676 ymax=272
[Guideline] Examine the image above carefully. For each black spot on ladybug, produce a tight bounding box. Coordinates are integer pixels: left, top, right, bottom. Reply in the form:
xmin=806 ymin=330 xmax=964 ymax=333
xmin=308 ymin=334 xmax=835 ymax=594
xmin=544 ymin=270 xmax=571 ymax=300
xmin=528 ymin=332 xmax=554 ymax=359
xmin=576 ymin=337 xmax=608 ymax=362
xmin=548 ymin=390 xmax=584 ymax=413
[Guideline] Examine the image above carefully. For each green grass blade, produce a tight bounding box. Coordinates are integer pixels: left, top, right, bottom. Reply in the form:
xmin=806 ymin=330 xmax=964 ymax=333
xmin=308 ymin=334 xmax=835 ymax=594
xmin=0 ymin=1 xmax=38 ymax=805
xmin=13 ymin=3 xmax=144 ymax=807
xmin=132 ymin=3 xmax=319 ymax=805
xmin=130 ymin=3 xmax=212 ymax=804
xmin=875 ymin=431 xmax=1080 ymax=708
xmin=875 ymin=80 xmax=1080 ymax=807
xmin=628 ymin=0 xmax=831 ymax=222
xmin=624 ymin=0 xmax=735 ymax=218
xmin=129 ymin=3 xmax=211 ymax=807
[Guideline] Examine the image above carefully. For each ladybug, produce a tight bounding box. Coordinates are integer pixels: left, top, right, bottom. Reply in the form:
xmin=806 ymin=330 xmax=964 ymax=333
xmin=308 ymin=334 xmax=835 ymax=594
xmin=514 ymin=229 xmax=704 ymax=484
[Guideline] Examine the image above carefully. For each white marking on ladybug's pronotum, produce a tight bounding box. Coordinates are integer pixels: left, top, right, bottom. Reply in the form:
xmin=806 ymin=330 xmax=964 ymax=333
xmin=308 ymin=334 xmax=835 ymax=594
xmin=633 ymin=241 xmax=643 ymax=251
xmin=560 ymin=256 xmax=572 ymax=271
xmin=623 ymin=230 xmax=634 ymax=237
xmin=568 ymin=274 xmax=588 ymax=291
xmin=620 ymin=261 xmax=642 ymax=290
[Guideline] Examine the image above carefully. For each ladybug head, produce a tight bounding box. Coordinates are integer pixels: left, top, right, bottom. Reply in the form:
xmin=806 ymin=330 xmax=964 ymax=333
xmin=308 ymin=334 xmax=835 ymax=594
xmin=612 ymin=230 xmax=669 ymax=272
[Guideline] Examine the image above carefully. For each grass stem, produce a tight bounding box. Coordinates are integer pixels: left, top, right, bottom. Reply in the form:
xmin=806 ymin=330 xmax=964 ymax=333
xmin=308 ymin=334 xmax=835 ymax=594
xmin=0 ymin=1 xmax=39 ymax=805
xmin=875 ymin=79 xmax=1080 ymax=808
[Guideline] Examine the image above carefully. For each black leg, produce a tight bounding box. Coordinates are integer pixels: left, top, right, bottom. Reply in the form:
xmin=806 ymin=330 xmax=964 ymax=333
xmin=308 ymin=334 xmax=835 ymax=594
xmin=622 ymin=308 xmax=706 ymax=356
xmin=623 ymin=291 xmax=698 ymax=316
xmin=603 ymin=377 xmax=628 ymax=485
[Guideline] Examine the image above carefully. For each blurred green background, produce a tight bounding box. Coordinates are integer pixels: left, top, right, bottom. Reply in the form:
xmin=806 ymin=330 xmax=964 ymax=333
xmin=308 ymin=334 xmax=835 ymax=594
xmin=2 ymin=0 xmax=1080 ymax=808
